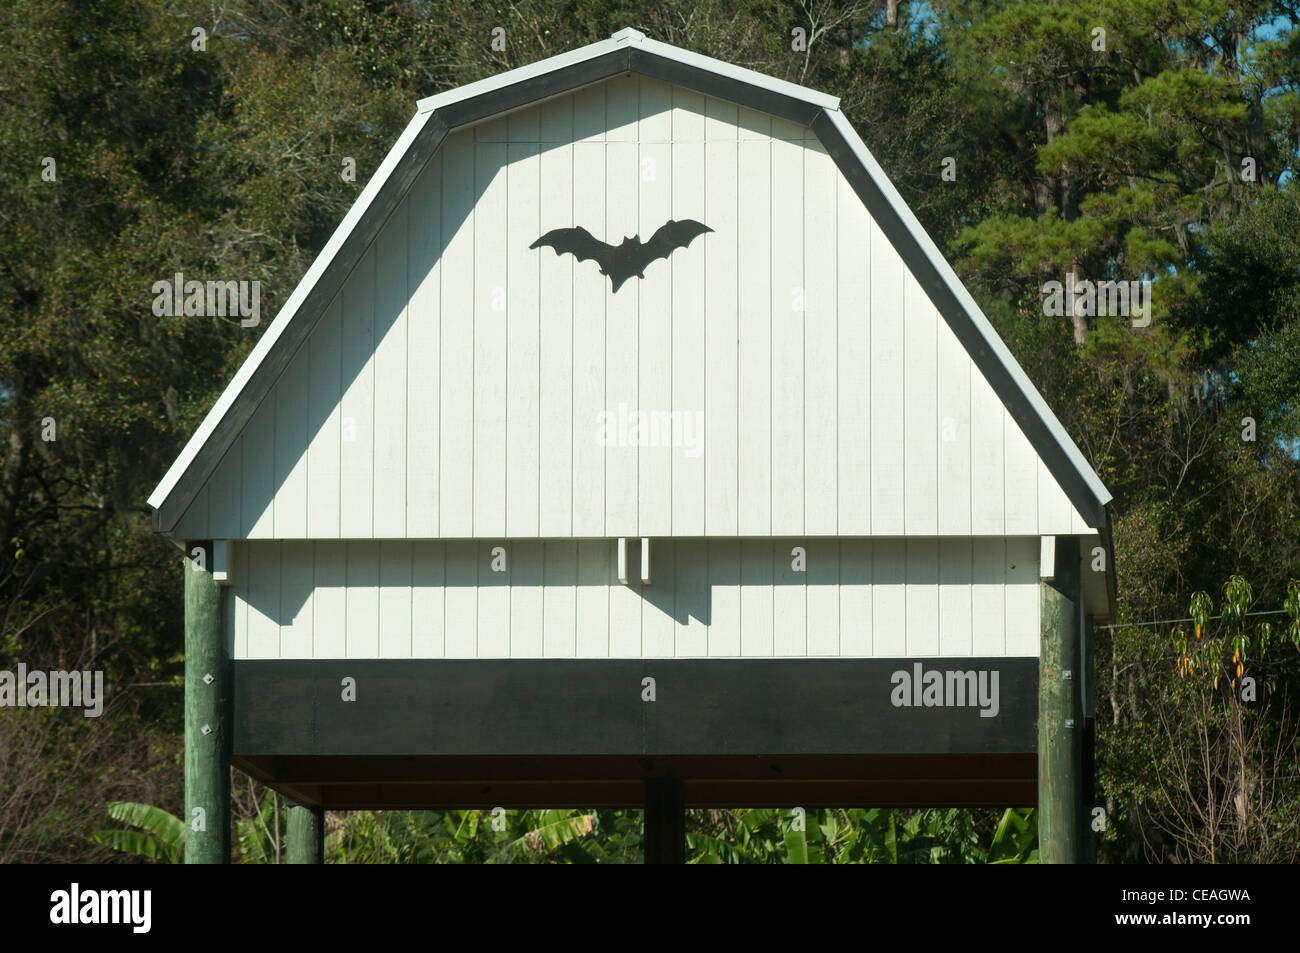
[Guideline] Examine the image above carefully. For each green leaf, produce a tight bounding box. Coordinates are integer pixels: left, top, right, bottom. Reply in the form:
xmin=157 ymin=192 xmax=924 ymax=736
xmin=104 ymin=800 xmax=184 ymax=848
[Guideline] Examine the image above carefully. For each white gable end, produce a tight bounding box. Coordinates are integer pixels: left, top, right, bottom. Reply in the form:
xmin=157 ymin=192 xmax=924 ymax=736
xmin=168 ymin=74 xmax=1092 ymax=541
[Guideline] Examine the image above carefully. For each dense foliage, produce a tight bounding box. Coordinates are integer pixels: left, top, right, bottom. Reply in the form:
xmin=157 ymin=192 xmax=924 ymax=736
xmin=2 ymin=0 xmax=1298 ymax=862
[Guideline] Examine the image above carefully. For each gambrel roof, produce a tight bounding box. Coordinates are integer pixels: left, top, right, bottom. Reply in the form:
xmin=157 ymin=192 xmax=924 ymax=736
xmin=148 ymin=27 xmax=1112 ymax=534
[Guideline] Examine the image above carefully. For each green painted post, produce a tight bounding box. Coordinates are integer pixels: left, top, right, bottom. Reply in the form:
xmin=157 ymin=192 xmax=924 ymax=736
xmin=184 ymin=543 xmax=230 ymax=864
xmin=287 ymin=804 xmax=324 ymax=864
xmin=1039 ymin=536 xmax=1081 ymax=864
xmin=1080 ymin=614 xmax=1098 ymax=863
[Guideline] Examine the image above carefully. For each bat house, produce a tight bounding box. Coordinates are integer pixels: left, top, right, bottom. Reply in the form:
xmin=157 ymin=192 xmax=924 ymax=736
xmin=149 ymin=29 xmax=1117 ymax=863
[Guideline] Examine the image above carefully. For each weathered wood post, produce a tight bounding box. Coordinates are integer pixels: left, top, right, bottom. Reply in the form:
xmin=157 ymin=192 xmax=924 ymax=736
xmin=184 ymin=542 xmax=230 ymax=863
xmin=643 ymin=778 xmax=686 ymax=864
xmin=1039 ymin=536 xmax=1081 ymax=863
xmin=1079 ymin=614 xmax=1098 ymax=863
xmin=287 ymin=803 xmax=324 ymax=864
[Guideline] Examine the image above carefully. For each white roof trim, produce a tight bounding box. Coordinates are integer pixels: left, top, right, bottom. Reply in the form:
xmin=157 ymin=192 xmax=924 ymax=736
xmin=823 ymin=109 xmax=1113 ymax=510
xmin=147 ymin=109 xmax=433 ymax=510
xmin=417 ymin=35 xmax=627 ymax=114
xmin=416 ymin=29 xmax=839 ymax=117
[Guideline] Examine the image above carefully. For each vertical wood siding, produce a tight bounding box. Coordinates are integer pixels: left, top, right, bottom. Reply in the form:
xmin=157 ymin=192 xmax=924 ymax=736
xmin=230 ymin=537 xmax=1044 ymax=660
xmin=172 ymin=76 xmax=1090 ymax=540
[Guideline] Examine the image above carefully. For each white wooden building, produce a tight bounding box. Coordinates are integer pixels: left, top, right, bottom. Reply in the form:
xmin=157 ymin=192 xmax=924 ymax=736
xmin=152 ymin=29 xmax=1115 ymax=862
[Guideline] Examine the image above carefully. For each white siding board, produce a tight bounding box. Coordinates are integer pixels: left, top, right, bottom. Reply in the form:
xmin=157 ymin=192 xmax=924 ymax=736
xmin=411 ymin=541 xmax=445 ymax=657
xmin=538 ymin=140 xmax=574 ymax=536
xmin=571 ymin=141 xmax=607 ymax=536
xmin=638 ymin=138 xmax=673 ymax=537
xmin=506 ymin=142 xmax=542 ymax=536
xmin=905 ymin=538 xmax=940 ymax=655
xmin=903 ymin=276 xmax=938 ymax=535
xmin=740 ymin=539 xmax=774 ymax=656
xmin=1005 ymin=536 xmax=1040 ymax=655
xmin=338 ymin=250 xmax=374 ymax=538
xmin=806 ymin=539 xmax=840 ymax=656
xmin=870 ymin=222 xmax=905 ymax=534
xmin=373 ymin=201 xmax=408 ymax=538
xmin=704 ymin=96 xmax=738 ymax=140
xmin=938 ymin=538 xmax=973 ymax=656
xmin=576 ymin=539 xmax=611 ymax=656
xmin=540 ymin=94 xmax=574 ymax=143
xmin=837 ymin=177 xmax=871 ymax=534
xmin=473 ymin=143 xmax=509 ymax=537
xmin=871 ymin=538 xmax=907 ymax=656
xmin=509 ymin=540 xmax=544 ymax=657
xmin=1004 ymin=413 xmax=1039 ymax=535
xmin=242 ymin=399 xmax=276 ymax=538
xmin=936 ymin=321 xmax=971 ymax=534
xmin=604 ymin=141 xmax=639 ymax=536
xmin=572 ymin=83 xmax=606 ymax=143
xmin=246 ymin=541 xmax=279 ymax=658
xmin=542 ymin=540 xmax=578 ymax=657
xmin=406 ymin=157 xmax=440 ymax=538
xmin=674 ymin=538 xmax=709 ymax=657
xmin=608 ymin=541 xmax=643 ymax=657
xmin=477 ymin=541 xmax=510 ymax=657
xmin=708 ymin=539 xmax=741 ymax=656
xmin=378 ymin=540 xmax=412 ymax=657
xmin=279 ymin=540 xmax=314 ymax=657
xmin=1037 ymin=458 xmax=1072 ymax=535
xmin=671 ymin=134 xmax=706 ymax=534
xmin=345 ymin=541 xmax=379 ymax=657
xmin=970 ymin=537 xmax=1006 ymax=656
xmin=672 ymin=88 xmax=706 ymax=140
xmin=443 ymin=541 xmax=478 ymax=657
xmin=605 ymin=75 xmax=639 ymax=141
xmin=803 ymin=143 xmax=838 ymax=536
xmin=638 ymin=76 xmax=673 ymax=141
xmin=313 ymin=540 xmax=346 ymax=657
xmin=439 ymin=135 xmax=476 ymax=537
xmin=736 ymin=136 xmax=771 ymax=534
xmin=642 ymin=538 xmax=675 ymax=656
xmin=969 ymin=369 xmax=1005 ymax=535
xmin=773 ymin=539 xmax=806 ymax=656
xmin=704 ymin=137 xmax=740 ymax=534
xmin=770 ymin=136 xmax=804 ymax=536
xmin=508 ymin=101 xmax=540 ymax=142
xmin=839 ymin=539 xmax=872 ymax=656
xmin=306 ymin=299 xmax=342 ymax=538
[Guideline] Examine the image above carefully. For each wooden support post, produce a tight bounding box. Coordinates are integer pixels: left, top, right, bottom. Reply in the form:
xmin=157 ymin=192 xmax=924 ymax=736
xmin=287 ymin=804 xmax=325 ymax=864
xmin=1079 ymin=614 xmax=1098 ymax=863
xmin=643 ymin=778 xmax=685 ymax=864
xmin=1039 ymin=536 xmax=1081 ymax=863
xmin=184 ymin=543 xmax=230 ymax=863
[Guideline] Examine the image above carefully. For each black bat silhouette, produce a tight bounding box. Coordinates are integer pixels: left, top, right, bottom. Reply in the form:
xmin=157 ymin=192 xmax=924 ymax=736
xmin=529 ymin=219 xmax=713 ymax=292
